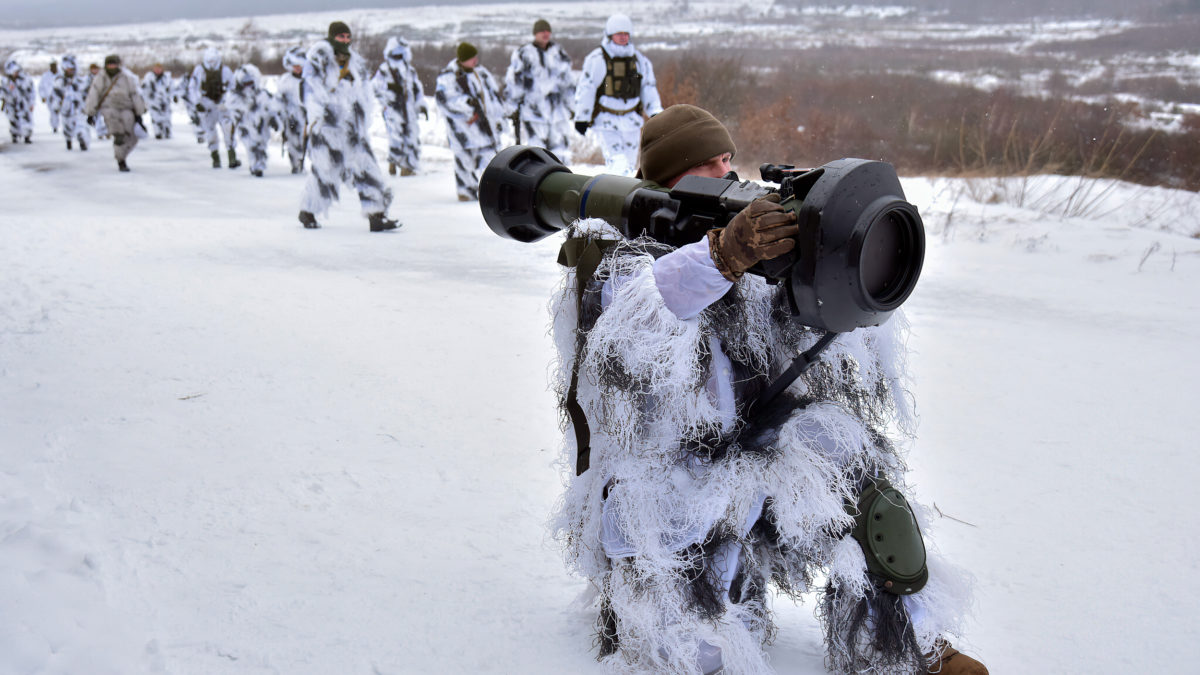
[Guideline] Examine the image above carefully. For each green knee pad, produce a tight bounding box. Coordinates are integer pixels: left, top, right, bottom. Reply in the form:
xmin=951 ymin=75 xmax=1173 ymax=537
xmin=849 ymin=477 xmax=928 ymax=595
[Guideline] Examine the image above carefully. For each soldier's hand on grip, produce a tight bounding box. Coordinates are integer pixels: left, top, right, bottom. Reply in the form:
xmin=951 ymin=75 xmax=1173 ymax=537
xmin=707 ymin=193 xmax=799 ymax=281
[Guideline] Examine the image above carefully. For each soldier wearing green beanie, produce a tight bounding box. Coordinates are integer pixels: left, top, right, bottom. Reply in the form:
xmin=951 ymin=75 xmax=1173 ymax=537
xmin=435 ymin=41 xmax=504 ymax=201
xmin=504 ymin=19 xmax=574 ymax=160
xmin=296 ymin=19 xmax=400 ymax=231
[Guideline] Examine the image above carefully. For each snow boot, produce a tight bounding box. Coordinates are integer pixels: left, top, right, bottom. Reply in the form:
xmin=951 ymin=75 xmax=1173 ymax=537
xmin=298 ymin=210 xmax=320 ymax=229
xmin=211 ymin=150 xmax=221 ymax=168
xmin=388 ymin=162 xmax=397 ymax=176
xmin=117 ymin=160 xmax=129 ymax=172
xmin=926 ymin=642 xmax=988 ymax=675
xmin=401 ymin=167 xmax=415 ymax=177
xmin=368 ymin=212 xmax=399 ymax=232
xmin=227 ymin=149 xmax=241 ymax=169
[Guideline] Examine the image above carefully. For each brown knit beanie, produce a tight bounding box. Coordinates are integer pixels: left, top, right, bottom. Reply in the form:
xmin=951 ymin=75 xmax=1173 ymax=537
xmin=456 ymin=42 xmax=478 ymax=63
xmin=637 ymin=104 xmax=736 ymax=186
xmin=533 ymin=19 xmax=551 ymax=34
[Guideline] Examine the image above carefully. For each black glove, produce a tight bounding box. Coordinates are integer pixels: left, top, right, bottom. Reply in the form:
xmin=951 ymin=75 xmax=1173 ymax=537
xmin=87 ymin=115 xmax=95 ymax=126
xmin=574 ymin=120 xmax=589 ymax=135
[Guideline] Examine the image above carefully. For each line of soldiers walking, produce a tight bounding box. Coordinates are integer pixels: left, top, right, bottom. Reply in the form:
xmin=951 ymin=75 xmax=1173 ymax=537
xmin=4 ymin=13 xmax=661 ymax=229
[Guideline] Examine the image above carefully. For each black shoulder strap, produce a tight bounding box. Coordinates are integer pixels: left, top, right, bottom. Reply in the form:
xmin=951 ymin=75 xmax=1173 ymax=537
xmin=557 ymin=237 xmax=619 ymax=475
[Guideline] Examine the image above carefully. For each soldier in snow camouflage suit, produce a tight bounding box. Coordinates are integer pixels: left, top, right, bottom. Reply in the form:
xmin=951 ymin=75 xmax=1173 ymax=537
xmin=573 ymin=14 xmax=663 ymax=176
xmin=371 ymin=36 xmax=427 ymax=177
xmin=174 ymin=71 xmax=205 ymax=145
xmin=51 ymin=55 xmax=90 ymax=151
xmin=228 ymin=64 xmax=279 ymax=177
xmin=297 ymin=21 xmax=398 ymax=232
xmin=189 ymin=48 xmax=241 ymax=169
xmin=550 ymin=105 xmax=988 ymax=675
xmin=38 ymin=60 xmax=59 ymax=133
xmin=140 ymin=63 xmax=173 ymax=139
xmin=3 ymin=58 xmax=36 ymax=144
xmin=275 ymin=46 xmax=308 ymax=174
xmin=504 ymin=19 xmax=575 ymax=162
xmin=435 ymin=42 xmax=504 ymax=202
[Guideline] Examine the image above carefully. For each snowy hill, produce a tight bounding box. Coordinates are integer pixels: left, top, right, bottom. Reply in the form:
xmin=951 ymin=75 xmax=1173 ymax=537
xmin=4 ymin=4 xmax=1200 ymax=674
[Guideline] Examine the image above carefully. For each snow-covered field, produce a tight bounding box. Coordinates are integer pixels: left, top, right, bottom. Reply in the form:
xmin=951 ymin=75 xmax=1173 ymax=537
xmin=4 ymin=100 xmax=1200 ymax=674
xmin=3 ymin=4 xmax=1200 ymax=673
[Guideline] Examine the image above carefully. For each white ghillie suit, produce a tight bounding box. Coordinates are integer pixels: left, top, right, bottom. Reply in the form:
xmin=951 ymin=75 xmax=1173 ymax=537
xmin=551 ymin=220 xmax=973 ymax=674
xmin=140 ymin=68 xmax=174 ymax=138
xmin=228 ymin=64 xmax=278 ymax=176
xmin=189 ymin=48 xmax=237 ymax=153
xmin=3 ymin=59 xmax=37 ymax=143
xmin=371 ymin=36 xmax=427 ymax=175
xmin=275 ymin=46 xmax=308 ymax=174
xmin=504 ymin=39 xmax=574 ymax=161
xmin=573 ymin=27 xmax=662 ymax=176
xmin=51 ymin=55 xmax=91 ymax=150
xmin=174 ymin=72 xmax=205 ymax=144
xmin=38 ymin=64 xmax=59 ymax=132
xmin=299 ymin=40 xmax=392 ymax=218
xmin=434 ymin=59 xmax=504 ymax=200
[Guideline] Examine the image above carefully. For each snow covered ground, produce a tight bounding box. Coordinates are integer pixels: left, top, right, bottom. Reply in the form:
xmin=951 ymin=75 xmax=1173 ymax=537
xmin=4 ymin=64 xmax=1200 ymax=675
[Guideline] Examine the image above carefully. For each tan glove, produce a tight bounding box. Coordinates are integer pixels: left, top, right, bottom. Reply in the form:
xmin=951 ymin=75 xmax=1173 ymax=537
xmin=707 ymin=193 xmax=799 ymax=281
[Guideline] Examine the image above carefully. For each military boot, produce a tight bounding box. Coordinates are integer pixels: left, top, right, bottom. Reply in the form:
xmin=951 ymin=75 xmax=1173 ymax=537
xmin=227 ymin=149 xmax=241 ymax=169
xmin=79 ymin=138 xmax=88 ymax=151
xmin=117 ymin=160 xmax=130 ymax=172
xmin=926 ymin=642 xmax=988 ymax=675
xmin=298 ymin=211 xmax=320 ymax=229
xmin=66 ymin=139 xmax=72 ymax=150
xmin=400 ymin=167 xmax=414 ymax=177
xmin=388 ymin=162 xmax=397 ymax=176
xmin=211 ymin=150 xmax=221 ymax=168
xmin=368 ymin=212 xmax=399 ymax=232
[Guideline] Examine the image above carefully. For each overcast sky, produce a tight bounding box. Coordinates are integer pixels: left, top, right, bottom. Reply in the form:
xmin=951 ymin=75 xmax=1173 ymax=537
xmin=0 ymin=0 xmax=544 ymax=29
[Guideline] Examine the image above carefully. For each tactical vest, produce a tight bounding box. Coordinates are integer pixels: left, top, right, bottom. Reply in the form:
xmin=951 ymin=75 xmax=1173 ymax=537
xmin=201 ymin=67 xmax=224 ymax=102
xmin=601 ymin=50 xmax=642 ymax=100
xmin=591 ymin=50 xmax=644 ymax=121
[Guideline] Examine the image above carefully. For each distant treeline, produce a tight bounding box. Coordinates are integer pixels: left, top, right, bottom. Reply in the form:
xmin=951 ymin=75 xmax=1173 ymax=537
xmin=654 ymin=52 xmax=1200 ymax=191
xmin=775 ymin=0 xmax=1198 ymax=20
